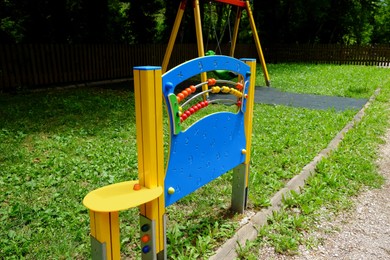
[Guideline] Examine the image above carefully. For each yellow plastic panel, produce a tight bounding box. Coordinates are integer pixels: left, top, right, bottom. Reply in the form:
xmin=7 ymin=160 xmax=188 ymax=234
xmin=83 ymin=180 xmax=163 ymax=212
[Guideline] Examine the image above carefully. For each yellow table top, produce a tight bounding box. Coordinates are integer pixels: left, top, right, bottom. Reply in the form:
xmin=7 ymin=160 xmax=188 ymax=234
xmin=83 ymin=180 xmax=163 ymax=212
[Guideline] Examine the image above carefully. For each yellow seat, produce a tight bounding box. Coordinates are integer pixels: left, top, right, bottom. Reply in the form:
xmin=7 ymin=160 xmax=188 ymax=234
xmin=83 ymin=180 xmax=163 ymax=212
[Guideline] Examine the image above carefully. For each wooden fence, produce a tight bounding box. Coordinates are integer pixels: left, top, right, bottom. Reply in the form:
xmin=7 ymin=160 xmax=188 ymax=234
xmin=266 ymin=44 xmax=390 ymax=65
xmin=1 ymin=44 xmax=389 ymax=92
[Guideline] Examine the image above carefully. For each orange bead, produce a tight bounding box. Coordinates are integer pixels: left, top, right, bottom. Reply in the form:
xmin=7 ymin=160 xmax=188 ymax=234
xmin=190 ymin=85 xmax=196 ymax=93
xmin=185 ymin=88 xmax=192 ymax=94
xmin=177 ymin=93 xmax=184 ymax=101
xmin=207 ymin=78 xmax=216 ymax=86
xmin=182 ymin=90 xmax=188 ymax=97
xmin=236 ymin=83 xmax=243 ymax=90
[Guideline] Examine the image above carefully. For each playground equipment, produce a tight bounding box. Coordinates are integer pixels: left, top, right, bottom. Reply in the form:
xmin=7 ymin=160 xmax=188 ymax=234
xmin=83 ymin=55 xmax=256 ymax=259
xmin=162 ymin=0 xmax=270 ymax=86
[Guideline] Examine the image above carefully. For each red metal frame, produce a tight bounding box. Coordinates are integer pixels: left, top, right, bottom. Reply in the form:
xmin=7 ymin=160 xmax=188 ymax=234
xmin=214 ymin=0 xmax=246 ymax=8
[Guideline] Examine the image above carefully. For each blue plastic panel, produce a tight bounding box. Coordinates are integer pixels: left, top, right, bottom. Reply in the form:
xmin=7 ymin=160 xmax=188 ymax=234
xmin=162 ymin=55 xmax=251 ymax=207
xmin=164 ymin=112 xmax=246 ymax=207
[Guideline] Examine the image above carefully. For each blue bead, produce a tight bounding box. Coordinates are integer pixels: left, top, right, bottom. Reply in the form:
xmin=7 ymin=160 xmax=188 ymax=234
xmin=142 ymin=245 xmax=150 ymax=254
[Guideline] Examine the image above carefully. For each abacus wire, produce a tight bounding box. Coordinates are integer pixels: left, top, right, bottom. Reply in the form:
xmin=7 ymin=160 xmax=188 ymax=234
xmin=208 ymin=99 xmax=237 ymax=105
xmin=181 ymin=89 xmax=213 ymax=107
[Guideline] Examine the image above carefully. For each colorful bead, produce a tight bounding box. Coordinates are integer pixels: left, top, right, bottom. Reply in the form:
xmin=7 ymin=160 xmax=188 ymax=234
xmin=207 ymin=78 xmax=216 ymax=86
xmin=221 ymin=86 xmax=230 ymax=93
xmin=177 ymin=93 xmax=184 ymax=101
xmin=236 ymin=82 xmax=243 ymax=90
xmin=211 ymin=86 xmax=221 ymax=93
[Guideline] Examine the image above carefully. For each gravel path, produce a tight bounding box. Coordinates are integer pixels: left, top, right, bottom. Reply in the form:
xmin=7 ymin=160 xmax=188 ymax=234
xmin=258 ymin=126 xmax=390 ymax=259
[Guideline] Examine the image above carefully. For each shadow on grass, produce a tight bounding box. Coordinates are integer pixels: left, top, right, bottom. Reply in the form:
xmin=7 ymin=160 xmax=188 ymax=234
xmin=0 ymin=86 xmax=136 ymax=136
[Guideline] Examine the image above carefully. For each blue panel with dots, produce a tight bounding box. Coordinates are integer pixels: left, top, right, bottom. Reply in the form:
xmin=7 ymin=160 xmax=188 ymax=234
xmin=162 ymin=55 xmax=251 ymax=207
xmin=164 ymin=111 xmax=246 ymax=206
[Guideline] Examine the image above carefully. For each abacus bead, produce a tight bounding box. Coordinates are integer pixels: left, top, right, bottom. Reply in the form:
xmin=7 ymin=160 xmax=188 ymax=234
xmin=222 ymin=86 xmax=230 ymax=93
xmin=190 ymin=85 xmax=196 ymax=93
xmin=207 ymin=78 xmax=216 ymax=86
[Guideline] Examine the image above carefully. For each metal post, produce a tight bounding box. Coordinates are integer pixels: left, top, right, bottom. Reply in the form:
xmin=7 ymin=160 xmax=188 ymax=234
xmin=231 ymin=58 xmax=256 ymax=213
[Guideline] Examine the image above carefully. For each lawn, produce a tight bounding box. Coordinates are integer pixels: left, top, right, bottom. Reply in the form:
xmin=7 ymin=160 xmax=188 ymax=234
xmin=1 ymin=63 xmax=389 ymax=259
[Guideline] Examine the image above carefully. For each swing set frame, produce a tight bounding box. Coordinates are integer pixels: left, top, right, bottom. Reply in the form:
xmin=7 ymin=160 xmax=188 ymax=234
xmin=162 ymin=0 xmax=271 ymax=86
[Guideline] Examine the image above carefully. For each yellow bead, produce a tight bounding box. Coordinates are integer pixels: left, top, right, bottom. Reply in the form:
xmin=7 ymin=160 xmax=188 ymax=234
xmin=221 ymin=86 xmax=230 ymax=93
xmin=168 ymin=187 xmax=175 ymax=195
xmin=211 ymin=86 xmax=220 ymax=93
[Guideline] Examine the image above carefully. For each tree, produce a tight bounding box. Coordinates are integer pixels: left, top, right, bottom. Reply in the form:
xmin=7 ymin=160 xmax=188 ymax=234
xmin=372 ymin=0 xmax=390 ymax=43
xmin=126 ymin=0 xmax=163 ymax=44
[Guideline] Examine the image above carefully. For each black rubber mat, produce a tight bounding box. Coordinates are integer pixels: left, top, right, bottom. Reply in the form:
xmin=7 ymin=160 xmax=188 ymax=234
xmin=210 ymin=87 xmax=368 ymax=111
xmin=254 ymin=87 xmax=368 ymax=111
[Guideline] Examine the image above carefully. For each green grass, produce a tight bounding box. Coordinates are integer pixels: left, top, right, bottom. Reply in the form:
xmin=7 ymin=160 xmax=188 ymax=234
xmin=0 ymin=64 xmax=389 ymax=259
xmin=240 ymin=66 xmax=390 ymax=258
xmin=259 ymin=63 xmax=390 ymax=98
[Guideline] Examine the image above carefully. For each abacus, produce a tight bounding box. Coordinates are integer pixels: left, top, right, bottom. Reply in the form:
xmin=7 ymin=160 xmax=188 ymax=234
xmin=176 ymin=79 xmax=246 ymax=123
